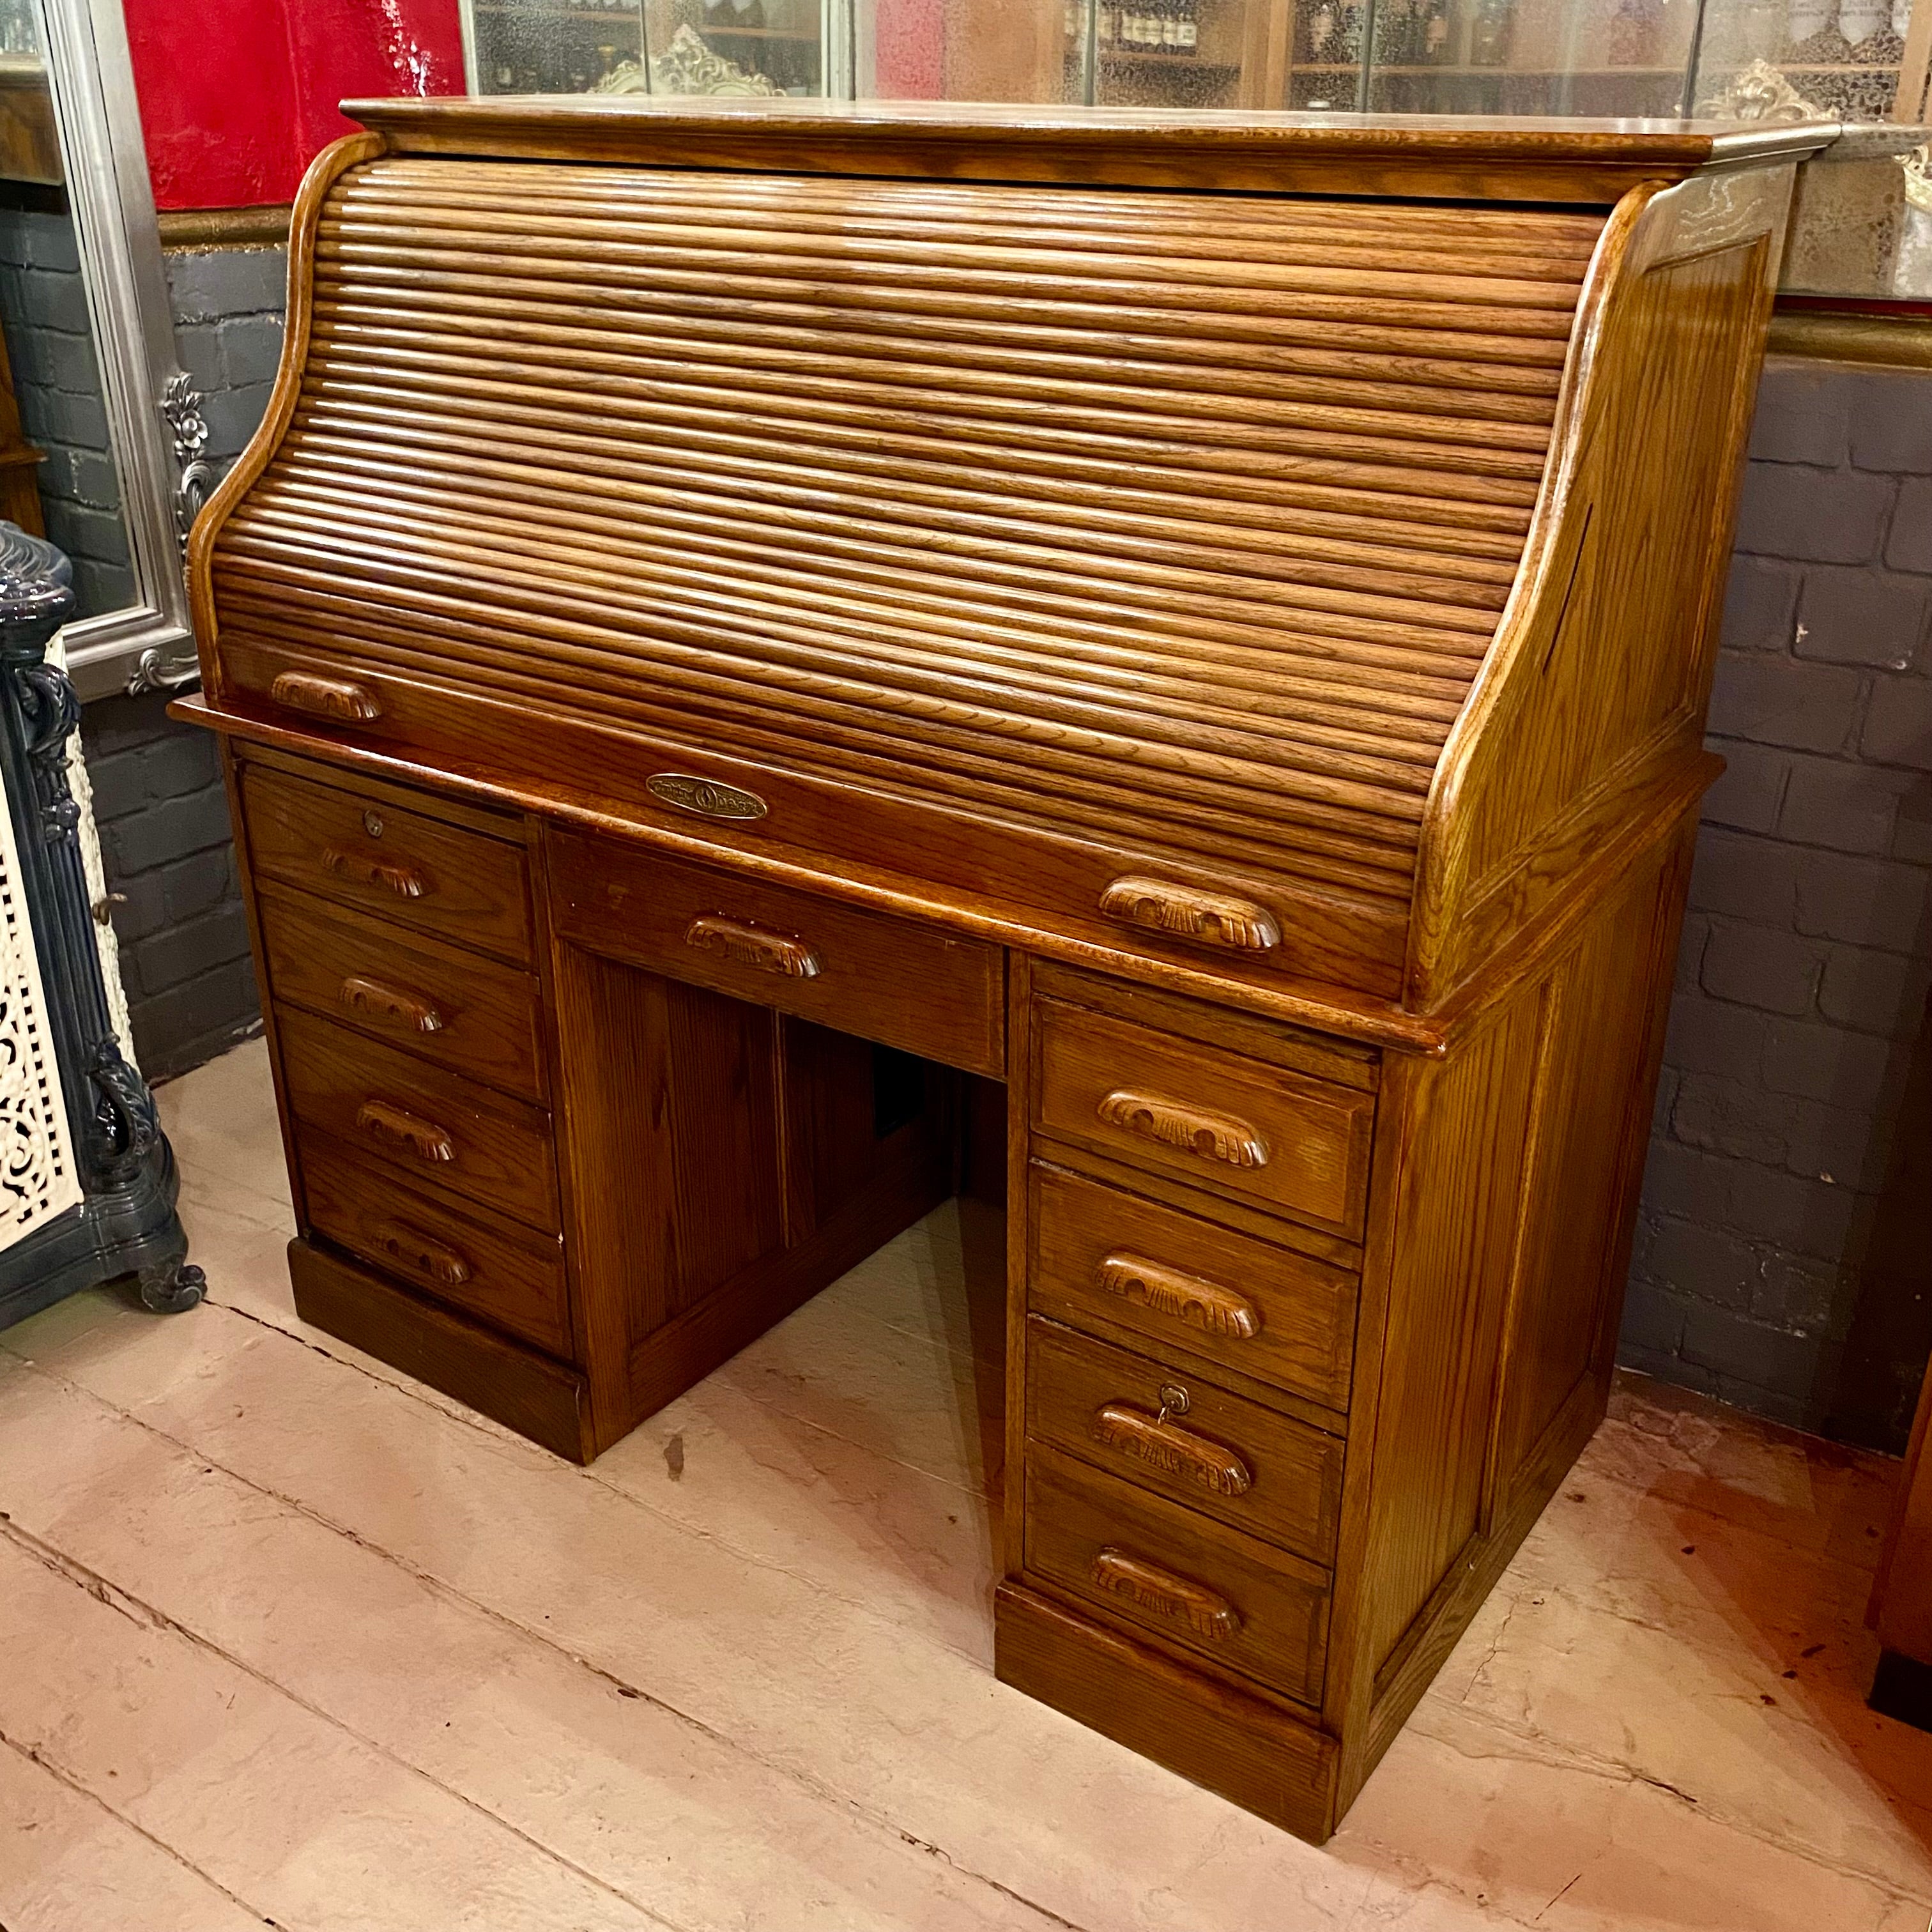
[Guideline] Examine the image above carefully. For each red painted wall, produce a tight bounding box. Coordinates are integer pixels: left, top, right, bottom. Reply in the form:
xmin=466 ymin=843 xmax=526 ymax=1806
xmin=124 ymin=0 xmax=466 ymax=210
xmin=873 ymin=0 xmax=944 ymax=96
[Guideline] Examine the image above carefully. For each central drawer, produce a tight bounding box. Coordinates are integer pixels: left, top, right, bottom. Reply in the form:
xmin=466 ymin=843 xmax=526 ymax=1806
xmin=546 ymin=823 xmax=1006 ymax=1078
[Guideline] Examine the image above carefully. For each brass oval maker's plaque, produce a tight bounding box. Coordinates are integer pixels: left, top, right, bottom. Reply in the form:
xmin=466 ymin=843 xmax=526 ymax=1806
xmin=647 ymin=773 xmax=768 ymax=821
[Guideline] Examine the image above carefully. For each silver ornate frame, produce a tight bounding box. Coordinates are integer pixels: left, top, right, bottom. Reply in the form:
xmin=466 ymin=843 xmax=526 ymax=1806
xmin=35 ymin=0 xmax=202 ymax=700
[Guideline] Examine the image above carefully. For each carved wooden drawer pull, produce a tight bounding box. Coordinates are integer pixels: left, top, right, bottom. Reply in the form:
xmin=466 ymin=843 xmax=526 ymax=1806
xmin=1096 ymin=1252 xmax=1263 ymax=1341
xmin=369 ymin=1220 xmax=471 ymax=1287
xmin=1096 ymin=1089 xmax=1269 ymax=1170
xmin=1099 ymin=877 xmax=1280 ymax=953
xmin=1091 ymin=1402 xmax=1254 ymax=1498
xmin=1089 ymin=1546 xmax=1243 ymax=1641
xmin=355 ymin=1098 xmax=456 ymax=1166
xmin=339 ymin=974 xmax=444 ymax=1034
xmin=322 ymin=845 xmax=427 ymax=900
xmin=684 ymin=914 xmax=822 ymax=979
xmin=269 ymin=671 xmax=382 ymax=723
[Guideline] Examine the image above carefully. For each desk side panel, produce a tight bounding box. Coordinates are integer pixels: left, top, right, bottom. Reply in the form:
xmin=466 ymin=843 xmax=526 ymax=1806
xmin=1410 ymin=165 xmax=1796 ymax=1010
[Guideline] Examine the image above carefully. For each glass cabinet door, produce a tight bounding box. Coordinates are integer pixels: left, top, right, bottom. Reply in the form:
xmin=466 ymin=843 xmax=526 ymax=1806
xmin=466 ymin=0 xmax=827 ymax=97
xmin=461 ymin=0 xmax=1932 ymax=115
xmin=1354 ymin=0 xmax=1703 ymax=114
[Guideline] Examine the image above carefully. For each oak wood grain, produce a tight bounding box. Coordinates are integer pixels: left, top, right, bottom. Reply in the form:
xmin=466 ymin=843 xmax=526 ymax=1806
xmin=1024 ymin=1443 xmax=1331 ymax=1704
xmin=341 ymin=98 xmax=1833 ymax=204
xmin=1028 ymin=1160 xmax=1357 ymax=1414
xmin=289 ymin=1236 xmax=590 ymax=1462
xmin=546 ymin=822 xmax=1005 ymax=1078
xmin=996 ymin=1581 xmax=1336 ymax=1836
xmin=181 ymin=111 xmax=1816 ymax=1847
xmin=1034 ymin=998 xmax=1374 ymax=1238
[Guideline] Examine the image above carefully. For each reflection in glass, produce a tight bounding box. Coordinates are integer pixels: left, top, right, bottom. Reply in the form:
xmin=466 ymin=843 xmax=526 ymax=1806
xmin=469 ymin=0 xmax=824 ymax=97
xmin=460 ymin=0 xmax=1931 ymax=118
xmin=0 ymin=0 xmax=134 ymax=621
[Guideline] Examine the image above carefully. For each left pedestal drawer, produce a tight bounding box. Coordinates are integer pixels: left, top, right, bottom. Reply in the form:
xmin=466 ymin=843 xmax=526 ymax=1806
xmin=275 ymin=1004 xmax=560 ymax=1234
xmin=257 ymin=885 xmax=547 ymax=1103
xmin=241 ymin=760 xmax=532 ymax=963
xmin=300 ymin=1136 xmax=572 ymax=1360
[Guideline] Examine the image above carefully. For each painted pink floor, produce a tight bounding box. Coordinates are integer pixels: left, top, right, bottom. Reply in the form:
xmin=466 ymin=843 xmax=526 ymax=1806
xmin=1 ymin=1037 xmax=1928 ymax=1931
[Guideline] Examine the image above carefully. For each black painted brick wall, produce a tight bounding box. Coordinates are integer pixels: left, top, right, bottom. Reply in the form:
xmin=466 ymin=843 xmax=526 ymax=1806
xmin=79 ymin=245 xmax=286 ymax=1082
xmin=0 ymin=198 xmax=134 ymax=618
xmin=80 ymin=691 xmax=256 ymax=1081
xmin=1620 ymin=359 xmax=1932 ymax=1455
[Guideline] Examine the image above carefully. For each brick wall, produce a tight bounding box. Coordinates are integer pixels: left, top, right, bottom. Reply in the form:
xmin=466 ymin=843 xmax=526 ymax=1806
xmin=0 ymin=195 xmax=134 ymax=618
xmin=1620 ymin=358 xmax=1932 ymax=1455
xmin=77 ymin=245 xmax=286 ymax=1082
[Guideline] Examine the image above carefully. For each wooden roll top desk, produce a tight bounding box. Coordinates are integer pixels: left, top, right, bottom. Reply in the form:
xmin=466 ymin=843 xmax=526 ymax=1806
xmin=179 ymin=100 xmax=1834 ymax=1843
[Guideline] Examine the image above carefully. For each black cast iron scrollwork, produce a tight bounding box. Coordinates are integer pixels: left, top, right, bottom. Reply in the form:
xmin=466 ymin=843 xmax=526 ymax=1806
xmin=0 ymin=521 xmax=202 ymax=1324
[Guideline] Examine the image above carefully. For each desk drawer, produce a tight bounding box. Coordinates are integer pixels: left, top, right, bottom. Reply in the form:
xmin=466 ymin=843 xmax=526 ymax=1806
xmin=1025 ymin=1444 xmax=1329 ymax=1705
xmin=1029 ymin=1164 xmax=1356 ymax=1413
xmin=275 ymin=1005 xmax=558 ymax=1234
xmin=548 ymin=824 xmax=1004 ymax=1078
xmin=1034 ymin=1001 xmax=1374 ymax=1238
xmin=242 ymin=762 xmax=531 ymax=963
xmin=259 ymin=887 xmax=545 ymax=1103
xmin=1027 ymin=1319 xmax=1344 ymax=1566
xmin=300 ymin=1137 xmax=571 ymax=1360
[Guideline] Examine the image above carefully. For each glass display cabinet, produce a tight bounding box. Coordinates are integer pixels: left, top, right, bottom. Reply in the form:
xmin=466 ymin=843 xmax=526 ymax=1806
xmin=460 ymin=0 xmax=1932 ymax=119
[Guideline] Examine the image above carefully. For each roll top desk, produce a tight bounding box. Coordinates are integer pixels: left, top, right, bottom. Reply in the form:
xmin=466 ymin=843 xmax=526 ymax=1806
xmin=179 ymin=101 xmax=1832 ymax=1842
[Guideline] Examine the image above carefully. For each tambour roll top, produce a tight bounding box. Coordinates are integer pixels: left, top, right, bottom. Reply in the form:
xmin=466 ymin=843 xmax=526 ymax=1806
xmin=190 ymin=103 xmax=1830 ymax=1021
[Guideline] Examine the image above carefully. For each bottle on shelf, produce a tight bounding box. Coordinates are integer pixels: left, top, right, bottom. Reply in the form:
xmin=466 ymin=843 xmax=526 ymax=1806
xmin=1176 ymin=0 xmax=1199 ymax=52
xmin=1468 ymin=0 xmax=1512 ymax=63
xmin=1303 ymin=0 xmax=1341 ymax=61
xmin=1421 ymin=0 xmax=1453 ymax=60
xmin=1606 ymin=0 xmax=1660 ymax=65
xmin=1375 ymin=0 xmax=1420 ymax=63
xmin=1337 ymin=0 xmax=1366 ymax=61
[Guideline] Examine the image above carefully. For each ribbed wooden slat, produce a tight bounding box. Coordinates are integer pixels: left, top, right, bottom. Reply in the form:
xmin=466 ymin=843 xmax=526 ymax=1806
xmin=276 ymin=406 xmax=1508 ymax=657
xmin=252 ymin=473 xmax=1478 ymax=727
xmin=346 ymin=162 xmax=1609 ymax=262
xmin=224 ymin=509 xmax=1453 ymax=781
xmin=312 ymin=273 xmax=1579 ymax=381
xmin=214 ymin=606 xmax=1423 ymax=897
xmin=274 ymin=436 xmax=1506 ymax=699
xmin=309 ymin=297 xmax=1567 ymax=432
xmin=217 ymin=158 xmax=1600 ymax=908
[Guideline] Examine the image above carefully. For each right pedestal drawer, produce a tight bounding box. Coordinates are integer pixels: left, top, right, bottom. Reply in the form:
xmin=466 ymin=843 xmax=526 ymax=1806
xmin=1028 ymin=1162 xmax=1358 ymax=1414
xmin=1027 ymin=1317 xmax=1344 ymax=1566
xmin=1032 ymin=999 xmax=1375 ymax=1239
xmin=1025 ymin=1443 xmax=1331 ymax=1706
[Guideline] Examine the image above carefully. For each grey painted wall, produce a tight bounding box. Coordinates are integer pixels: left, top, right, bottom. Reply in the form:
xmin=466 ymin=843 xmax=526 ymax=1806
xmin=63 ymin=242 xmax=1932 ymax=1451
xmin=1620 ymin=360 xmax=1932 ymax=1455
xmin=78 ymin=245 xmax=286 ymax=1083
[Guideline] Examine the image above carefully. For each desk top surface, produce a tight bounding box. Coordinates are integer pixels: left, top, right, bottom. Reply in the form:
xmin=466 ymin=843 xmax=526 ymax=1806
xmin=341 ymin=98 xmax=1840 ymax=202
